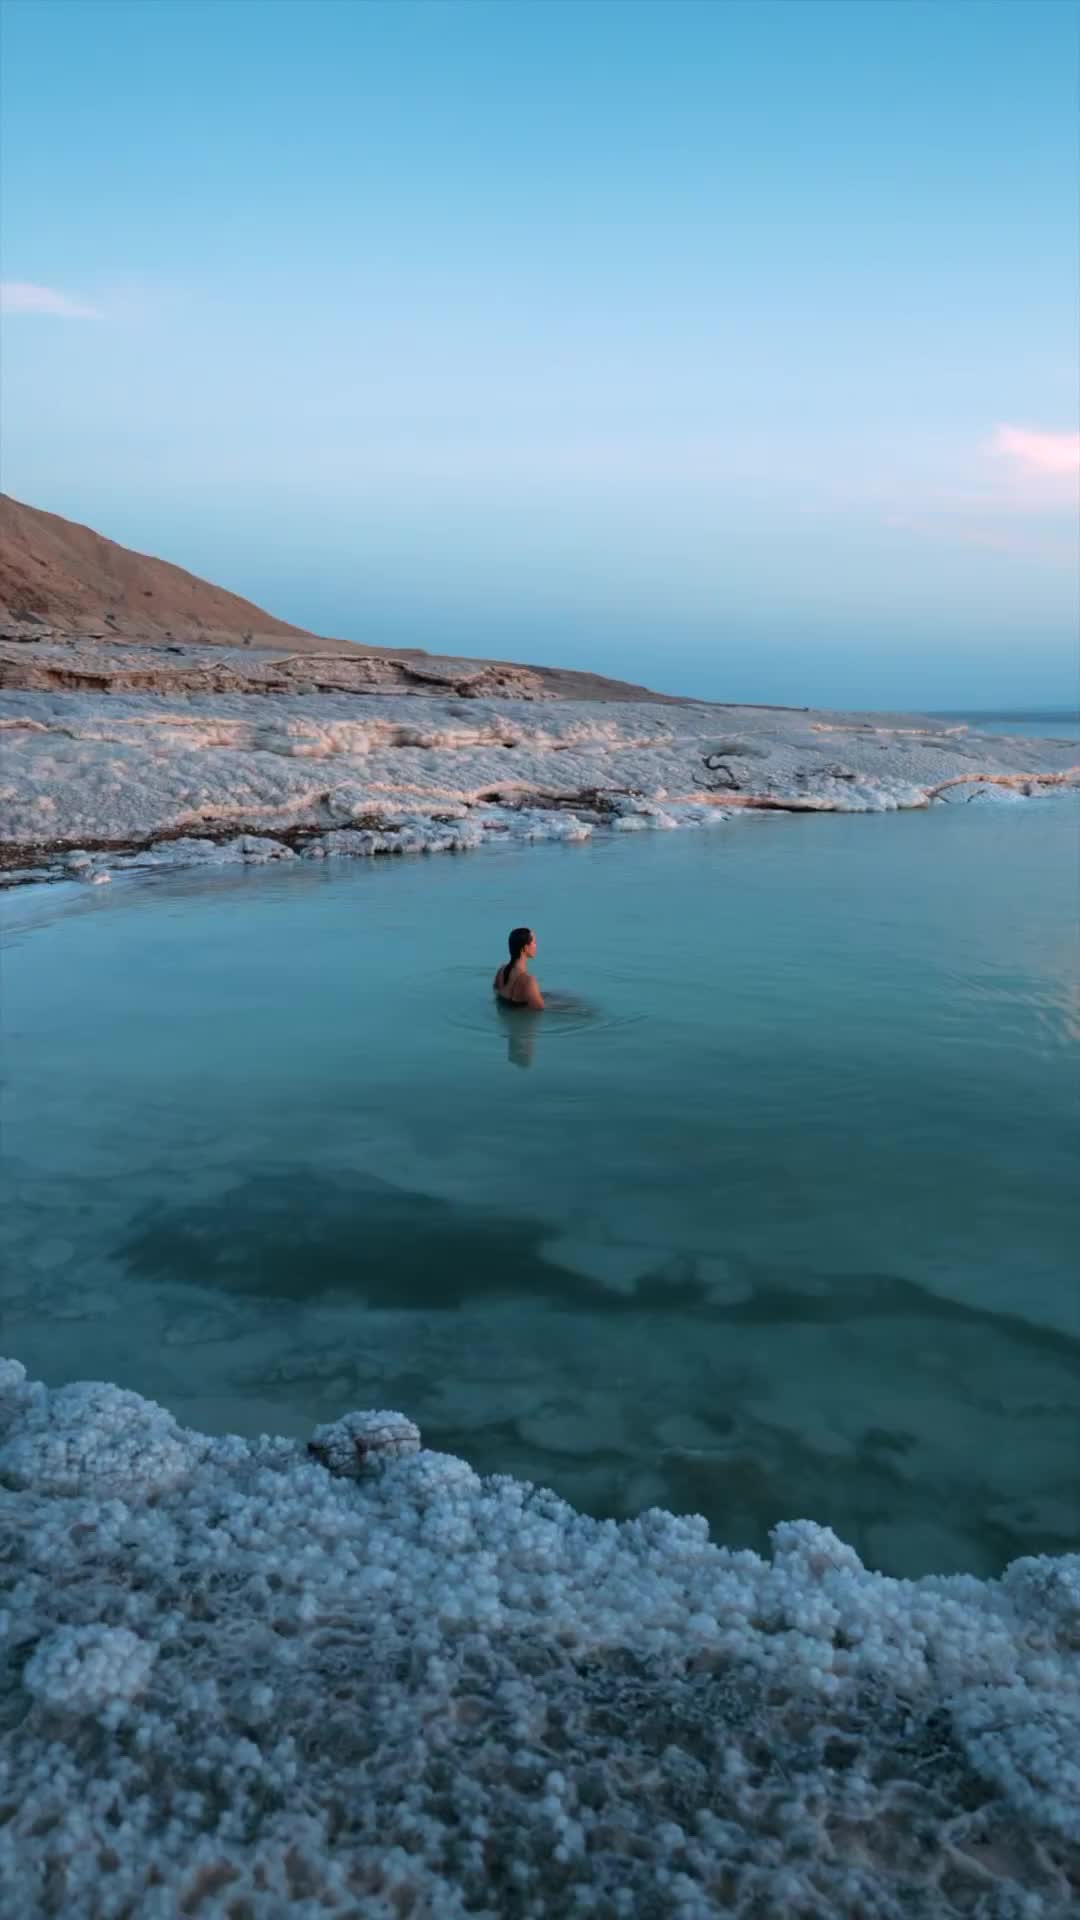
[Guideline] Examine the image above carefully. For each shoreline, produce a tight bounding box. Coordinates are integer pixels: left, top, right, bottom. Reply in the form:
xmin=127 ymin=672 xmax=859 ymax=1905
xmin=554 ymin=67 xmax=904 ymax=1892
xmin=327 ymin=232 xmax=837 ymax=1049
xmin=5 ymin=765 xmax=1079 ymax=892
xmin=4 ymin=1356 xmax=1078 ymax=1914
xmin=2 ymin=639 xmax=1078 ymax=890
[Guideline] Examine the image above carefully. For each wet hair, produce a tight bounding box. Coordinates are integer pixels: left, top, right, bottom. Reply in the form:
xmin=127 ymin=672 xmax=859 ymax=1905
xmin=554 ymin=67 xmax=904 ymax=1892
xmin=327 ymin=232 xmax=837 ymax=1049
xmin=501 ymin=926 xmax=532 ymax=986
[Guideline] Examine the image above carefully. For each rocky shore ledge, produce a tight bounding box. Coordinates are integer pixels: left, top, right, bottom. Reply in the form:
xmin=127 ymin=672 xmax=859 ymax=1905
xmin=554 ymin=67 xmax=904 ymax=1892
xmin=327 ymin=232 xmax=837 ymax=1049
xmin=1 ymin=1358 xmax=1077 ymax=1917
xmin=2 ymin=638 xmax=1077 ymax=888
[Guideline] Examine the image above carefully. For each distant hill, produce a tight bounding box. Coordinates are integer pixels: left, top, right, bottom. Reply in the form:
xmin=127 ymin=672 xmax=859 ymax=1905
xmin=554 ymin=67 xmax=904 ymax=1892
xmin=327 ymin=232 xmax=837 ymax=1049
xmin=0 ymin=493 xmax=691 ymax=702
xmin=0 ymin=493 xmax=357 ymax=654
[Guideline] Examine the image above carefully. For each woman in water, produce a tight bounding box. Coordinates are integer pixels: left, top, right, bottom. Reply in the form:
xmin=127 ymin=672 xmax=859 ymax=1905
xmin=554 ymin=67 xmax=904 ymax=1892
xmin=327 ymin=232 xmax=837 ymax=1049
xmin=493 ymin=926 xmax=544 ymax=1009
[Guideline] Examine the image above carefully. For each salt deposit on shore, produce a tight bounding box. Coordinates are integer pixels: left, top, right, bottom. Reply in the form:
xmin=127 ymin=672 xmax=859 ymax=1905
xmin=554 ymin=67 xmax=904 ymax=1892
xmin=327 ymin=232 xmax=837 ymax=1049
xmin=1 ymin=641 xmax=1077 ymax=886
xmin=2 ymin=1358 xmax=1077 ymax=1916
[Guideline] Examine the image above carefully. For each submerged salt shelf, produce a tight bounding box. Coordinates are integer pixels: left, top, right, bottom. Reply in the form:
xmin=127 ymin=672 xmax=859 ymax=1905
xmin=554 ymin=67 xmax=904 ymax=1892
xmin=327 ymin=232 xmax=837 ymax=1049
xmin=2 ymin=1357 xmax=1078 ymax=1918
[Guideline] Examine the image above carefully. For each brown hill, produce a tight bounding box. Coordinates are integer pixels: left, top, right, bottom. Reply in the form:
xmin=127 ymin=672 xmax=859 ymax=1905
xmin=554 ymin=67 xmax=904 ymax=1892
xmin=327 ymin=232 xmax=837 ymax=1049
xmin=0 ymin=493 xmax=358 ymax=654
xmin=0 ymin=493 xmax=690 ymax=702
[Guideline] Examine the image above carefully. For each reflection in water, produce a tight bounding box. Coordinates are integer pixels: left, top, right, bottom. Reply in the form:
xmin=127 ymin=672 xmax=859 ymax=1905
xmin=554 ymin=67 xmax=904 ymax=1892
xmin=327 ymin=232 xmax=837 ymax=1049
xmin=497 ymin=992 xmax=595 ymax=1068
xmin=501 ymin=1006 xmax=538 ymax=1070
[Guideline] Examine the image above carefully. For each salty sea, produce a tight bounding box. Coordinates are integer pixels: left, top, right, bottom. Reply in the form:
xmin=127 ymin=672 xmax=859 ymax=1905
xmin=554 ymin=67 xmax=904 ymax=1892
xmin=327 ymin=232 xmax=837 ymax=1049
xmin=2 ymin=766 xmax=1078 ymax=1582
xmin=933 ymin=707 xmax=1080 ymax=740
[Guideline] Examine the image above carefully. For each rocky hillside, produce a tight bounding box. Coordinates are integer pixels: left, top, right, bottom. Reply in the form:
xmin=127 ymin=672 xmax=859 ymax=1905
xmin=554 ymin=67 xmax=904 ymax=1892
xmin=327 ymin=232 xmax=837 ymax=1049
xmin=0 ymin=494 xmax=692 ymax=701
xmin=0 ymin=493 xmax=357 ymax=654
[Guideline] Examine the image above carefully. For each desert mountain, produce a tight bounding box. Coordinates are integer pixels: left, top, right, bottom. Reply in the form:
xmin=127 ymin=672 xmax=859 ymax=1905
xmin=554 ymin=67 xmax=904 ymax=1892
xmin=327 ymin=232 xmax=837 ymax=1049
xmin=0 ymin=493 xmax=690 ymax=702
xmin=0 ymin=493 xmax=358 ymax=654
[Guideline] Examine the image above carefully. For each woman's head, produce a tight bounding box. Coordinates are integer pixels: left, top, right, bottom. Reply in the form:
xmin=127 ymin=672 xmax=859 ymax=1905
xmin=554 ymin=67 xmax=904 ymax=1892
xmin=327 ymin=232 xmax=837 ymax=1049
xmin=507 ymin=926 xmax=536 ymax=965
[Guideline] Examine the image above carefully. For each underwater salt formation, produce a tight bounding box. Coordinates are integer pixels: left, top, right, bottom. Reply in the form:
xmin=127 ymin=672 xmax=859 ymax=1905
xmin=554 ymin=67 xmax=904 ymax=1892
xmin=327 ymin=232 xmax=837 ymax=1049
xmin=2 ymin=1357 xmax=1078 ymax=1917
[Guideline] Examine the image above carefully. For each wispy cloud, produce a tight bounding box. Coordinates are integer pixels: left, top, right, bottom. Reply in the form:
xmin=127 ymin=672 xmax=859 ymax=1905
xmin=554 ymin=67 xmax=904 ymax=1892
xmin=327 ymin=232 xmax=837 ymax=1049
xmin=0 ymin=281 xmax=102 ymax=319
xmin=989 ymin=425 xmax=1080 ymax=479
xmin=880 ymin=422 xmax=1080 ymax=565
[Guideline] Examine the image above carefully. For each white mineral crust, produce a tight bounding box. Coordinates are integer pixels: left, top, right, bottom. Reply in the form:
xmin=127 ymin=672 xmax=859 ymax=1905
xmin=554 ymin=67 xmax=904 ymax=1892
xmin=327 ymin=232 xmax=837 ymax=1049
xmin=2 ymin=1357 xmax=1077 ymax=1916
xmin=2 ymin=660 xmax=1076 ymax=885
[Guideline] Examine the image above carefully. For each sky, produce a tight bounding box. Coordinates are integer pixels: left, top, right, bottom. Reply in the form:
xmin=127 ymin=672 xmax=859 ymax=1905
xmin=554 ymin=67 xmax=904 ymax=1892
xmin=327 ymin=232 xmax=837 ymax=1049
xmin=1 ymin=0 xmax=1078 ymax=708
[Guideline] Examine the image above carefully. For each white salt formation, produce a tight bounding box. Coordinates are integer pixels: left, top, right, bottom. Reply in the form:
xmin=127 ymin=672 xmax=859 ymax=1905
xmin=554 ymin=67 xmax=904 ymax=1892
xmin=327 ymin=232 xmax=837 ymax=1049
xmin=1 ymin=638 xmax=1077 ymax=884
xmin=2 ymin=1357 xmax=1077 ymax=1916
xmin=23 ymin=1625 xmax=158 ymax=1716
xmin=308 ymin=1408 xmax=422 ymax=1475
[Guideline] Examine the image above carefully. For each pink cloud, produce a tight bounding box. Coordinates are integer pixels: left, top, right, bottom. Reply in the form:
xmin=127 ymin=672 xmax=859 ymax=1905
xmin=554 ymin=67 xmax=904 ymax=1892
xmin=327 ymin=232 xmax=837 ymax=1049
xmin=989 ymin=425 xmax=1080 ymax=478
xmin=0 ymin=281 xmax=101 ymax=319
xmin=884 ymin=426 xmax=1080 ymax=562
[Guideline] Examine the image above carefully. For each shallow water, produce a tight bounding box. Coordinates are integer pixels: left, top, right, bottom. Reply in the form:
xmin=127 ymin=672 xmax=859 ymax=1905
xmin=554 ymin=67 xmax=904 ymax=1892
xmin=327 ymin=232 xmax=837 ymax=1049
xmin=3 ymin=803 xmax=1078 ymax=1577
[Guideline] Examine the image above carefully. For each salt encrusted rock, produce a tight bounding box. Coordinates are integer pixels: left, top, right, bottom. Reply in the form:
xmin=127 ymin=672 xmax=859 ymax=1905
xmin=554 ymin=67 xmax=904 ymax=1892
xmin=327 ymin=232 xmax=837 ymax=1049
xmin=4 ymin=1358 xmax=1080 ymax=1915
xmin=390 ymin=1448 xmax=481 ymax=1503
xmin=24 ymin=1625 xmax=157 ymax=1714
xmin=952 ymin=1683 xmax=1080 ymax=1840
xmin=0 ymin=1356 xmax=28 ymax=1395
xmin=0 ymin=1378 xmax=199 ymax=1496
xmin=1003 ymin=1553 xmax=1080 ymax=1645
xmin=935 ymin=779 xmax=1029 ymax=805
xmin=0 ymin=1356 xmax=38 ymax=1437
xmin=307 ymin=1408 xmax=421 ymax=1477
xmin=770 ymin=1518 xmax=866 ymax=1577
xmin=232 ymin=833 xmax=297 ymax=861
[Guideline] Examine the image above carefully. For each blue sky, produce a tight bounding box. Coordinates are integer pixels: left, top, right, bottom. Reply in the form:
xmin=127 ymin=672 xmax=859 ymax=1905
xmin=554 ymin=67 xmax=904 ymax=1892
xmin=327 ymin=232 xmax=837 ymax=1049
xmin=2 ymin=0 xmax=1077 ymax=706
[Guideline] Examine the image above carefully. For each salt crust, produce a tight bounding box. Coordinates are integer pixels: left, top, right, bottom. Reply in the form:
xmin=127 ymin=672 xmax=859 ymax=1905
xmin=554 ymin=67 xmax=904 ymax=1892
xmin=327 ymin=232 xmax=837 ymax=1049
xmin=2 ymin=689 xmax=1076 ymax=885
xmin=2 ymin=1358 xmax=1077 ymax=1916
xmin=23 ymin=1625 xmax=158 ymax=1715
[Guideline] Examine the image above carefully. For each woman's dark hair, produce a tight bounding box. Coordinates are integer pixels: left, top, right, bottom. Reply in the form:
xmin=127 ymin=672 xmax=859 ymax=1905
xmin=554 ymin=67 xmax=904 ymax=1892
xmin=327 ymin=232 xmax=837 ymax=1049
xmin=501 ymin=926 xmax=532 ymax=985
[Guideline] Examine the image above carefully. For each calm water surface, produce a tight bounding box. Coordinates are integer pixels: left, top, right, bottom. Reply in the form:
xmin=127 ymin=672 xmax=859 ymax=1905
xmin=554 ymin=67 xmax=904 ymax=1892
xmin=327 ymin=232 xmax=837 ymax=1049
xmin=932 ymin=708 xmax=1080 ymax=740
xmin=3 ymin=804 xmax=1078 ymax=1577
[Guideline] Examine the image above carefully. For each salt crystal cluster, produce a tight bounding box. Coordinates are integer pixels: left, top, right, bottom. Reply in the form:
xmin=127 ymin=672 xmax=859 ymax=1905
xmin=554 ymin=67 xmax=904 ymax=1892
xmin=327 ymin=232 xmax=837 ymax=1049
xmin=2 ymin=1358 xmax=1078 ymax=1916
xmin=0 ymin=1374 xmax=202 ymax=1496
xmin=307 ymin=1408 xmax=421 ymax=1475
xmin=23 ymin=1625 xmax=157 ymax=1715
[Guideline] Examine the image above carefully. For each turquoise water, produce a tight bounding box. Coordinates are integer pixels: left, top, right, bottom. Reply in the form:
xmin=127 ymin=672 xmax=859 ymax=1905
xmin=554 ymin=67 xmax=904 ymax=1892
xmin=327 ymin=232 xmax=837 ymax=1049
xmin=932 ymin=708 xmax=1080 ymax=740
xmin=3 ymin=802 xmax=1078 ymax=1577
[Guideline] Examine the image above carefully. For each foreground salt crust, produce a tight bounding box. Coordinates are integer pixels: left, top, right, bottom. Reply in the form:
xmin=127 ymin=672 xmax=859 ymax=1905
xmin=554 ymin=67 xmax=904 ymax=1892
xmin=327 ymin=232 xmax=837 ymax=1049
xmin=2 ymin=682 xmax=1077 ymax=884
xmin=2 ymin=1360 xmax=1077 ymax=1917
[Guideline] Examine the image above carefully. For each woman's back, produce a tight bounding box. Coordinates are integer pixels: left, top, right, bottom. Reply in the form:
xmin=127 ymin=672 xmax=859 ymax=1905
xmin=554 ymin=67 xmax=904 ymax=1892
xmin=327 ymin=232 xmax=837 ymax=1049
xmin=493 ymin=926 xmax=544 ymax=1009
xmin=493 ymin=963 xmax=542 ymax=1008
